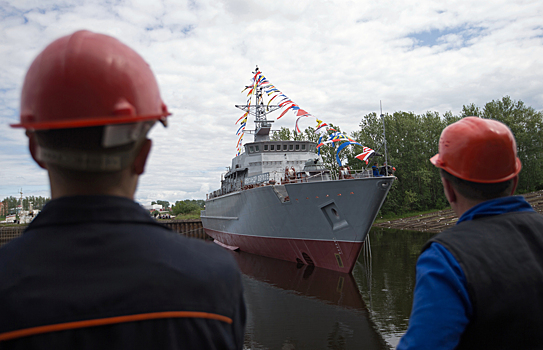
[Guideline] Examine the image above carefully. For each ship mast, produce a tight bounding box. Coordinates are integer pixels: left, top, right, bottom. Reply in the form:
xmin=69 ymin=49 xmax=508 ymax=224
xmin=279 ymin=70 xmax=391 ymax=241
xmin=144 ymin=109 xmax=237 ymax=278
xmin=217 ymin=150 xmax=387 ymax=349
xmin=235 ymin=66 xmax=281 ymax=142
xmin=380 ymin=101 xmax=389 ymax=176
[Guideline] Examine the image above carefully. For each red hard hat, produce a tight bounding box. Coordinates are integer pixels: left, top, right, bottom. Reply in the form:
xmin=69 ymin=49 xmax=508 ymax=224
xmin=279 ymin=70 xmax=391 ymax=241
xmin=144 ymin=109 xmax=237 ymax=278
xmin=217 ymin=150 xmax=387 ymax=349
xmin=430 ymin=117 xmax=521 ymax=183
xmin=11 ymin=30 xmax=169 ymax=130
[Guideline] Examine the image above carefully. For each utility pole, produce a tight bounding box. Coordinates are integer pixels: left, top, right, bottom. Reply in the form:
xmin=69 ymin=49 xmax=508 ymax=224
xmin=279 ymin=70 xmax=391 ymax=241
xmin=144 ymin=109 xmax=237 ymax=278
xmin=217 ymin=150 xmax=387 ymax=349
xmin=19 ymin=189 xmax=24 ymax=213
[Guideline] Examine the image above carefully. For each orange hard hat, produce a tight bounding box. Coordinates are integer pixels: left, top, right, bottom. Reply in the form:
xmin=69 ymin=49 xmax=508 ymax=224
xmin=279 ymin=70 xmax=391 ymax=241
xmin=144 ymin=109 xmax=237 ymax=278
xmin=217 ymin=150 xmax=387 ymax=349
xmin=430 ymin=117 xmax=521 ymax=183
xmin=11 ymin=30 xmax=170 ymax=130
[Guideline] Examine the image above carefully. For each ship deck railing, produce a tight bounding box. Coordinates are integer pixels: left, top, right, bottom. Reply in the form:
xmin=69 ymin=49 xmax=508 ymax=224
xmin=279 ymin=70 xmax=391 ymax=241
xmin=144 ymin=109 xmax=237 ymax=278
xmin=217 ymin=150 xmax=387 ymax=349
xmin=206 ymin=168 xmax=388 ymax=200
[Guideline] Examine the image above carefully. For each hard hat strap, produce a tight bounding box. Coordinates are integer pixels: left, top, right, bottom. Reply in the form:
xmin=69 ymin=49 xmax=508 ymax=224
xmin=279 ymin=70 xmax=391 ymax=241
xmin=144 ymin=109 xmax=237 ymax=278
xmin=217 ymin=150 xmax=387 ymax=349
xmin=36 ymin=146 xmax=136 ymax=172
xmin=102 ymin=121 xmax=155 ymax=148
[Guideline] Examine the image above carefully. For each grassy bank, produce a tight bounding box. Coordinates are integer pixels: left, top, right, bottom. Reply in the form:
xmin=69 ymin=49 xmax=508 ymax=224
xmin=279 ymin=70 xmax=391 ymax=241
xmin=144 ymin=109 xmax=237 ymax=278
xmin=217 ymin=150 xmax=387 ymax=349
xmin=373 ymin=208 xmax=452 ymax=224
xmin=157 ymin=209 xmax=454 ymax=224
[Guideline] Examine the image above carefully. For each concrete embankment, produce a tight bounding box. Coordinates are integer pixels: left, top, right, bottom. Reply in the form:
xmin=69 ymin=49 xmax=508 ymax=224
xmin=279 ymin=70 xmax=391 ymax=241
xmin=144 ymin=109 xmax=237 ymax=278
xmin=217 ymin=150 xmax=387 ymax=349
xmin=373 ymin=190 xmax=543 ymax=233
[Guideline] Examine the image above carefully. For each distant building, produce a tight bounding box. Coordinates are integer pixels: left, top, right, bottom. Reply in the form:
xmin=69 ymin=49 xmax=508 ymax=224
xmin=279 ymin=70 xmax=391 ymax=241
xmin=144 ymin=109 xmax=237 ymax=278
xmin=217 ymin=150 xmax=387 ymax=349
xmin=141 ymin=204 xmax=172 ymax=219
xmin=142 ymin=204 xmax=163 ymax=211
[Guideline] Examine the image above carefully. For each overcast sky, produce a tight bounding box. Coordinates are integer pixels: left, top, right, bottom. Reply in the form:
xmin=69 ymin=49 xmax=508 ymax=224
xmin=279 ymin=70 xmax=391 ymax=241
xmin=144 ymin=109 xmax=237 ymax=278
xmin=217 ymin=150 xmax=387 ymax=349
xmin=1 ymin=0 xmax=542 ymax=205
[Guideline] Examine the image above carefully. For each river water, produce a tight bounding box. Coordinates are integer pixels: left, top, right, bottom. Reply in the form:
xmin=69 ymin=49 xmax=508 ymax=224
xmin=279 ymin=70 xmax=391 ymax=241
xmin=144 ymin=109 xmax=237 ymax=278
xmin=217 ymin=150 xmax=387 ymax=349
xmin=234 ymin=227 xmax=436 ymax=350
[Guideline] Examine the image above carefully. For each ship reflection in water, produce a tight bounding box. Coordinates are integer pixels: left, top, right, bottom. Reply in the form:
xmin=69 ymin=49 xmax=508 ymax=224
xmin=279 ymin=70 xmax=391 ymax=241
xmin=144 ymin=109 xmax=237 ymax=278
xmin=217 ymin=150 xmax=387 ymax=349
xmin=232 ymin=227 xmax=437 ymax=349
xmin=232 ymin=250 xmax=390 ymax=350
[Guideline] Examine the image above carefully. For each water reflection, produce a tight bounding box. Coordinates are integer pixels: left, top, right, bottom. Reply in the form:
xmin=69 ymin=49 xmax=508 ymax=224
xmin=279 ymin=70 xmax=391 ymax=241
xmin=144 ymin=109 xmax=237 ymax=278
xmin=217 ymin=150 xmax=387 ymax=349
xmin=232 ymin=228 xmax=436 ymax=349
xmin=354 ymin=228 xmax=437 ymax=348
xmin=232 ymin=250 xmax=389 ymax=350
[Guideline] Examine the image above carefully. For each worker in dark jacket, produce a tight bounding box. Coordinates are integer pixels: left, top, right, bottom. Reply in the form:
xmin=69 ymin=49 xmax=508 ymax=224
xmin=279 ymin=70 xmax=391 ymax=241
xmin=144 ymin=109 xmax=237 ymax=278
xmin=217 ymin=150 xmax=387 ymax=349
xmin=0 ymin=30 xmax=245 ymax=349
xmin=397 ymin=117 xmax=543 ymax=349
xmin=379 ymin=162 xmax=395 ymax=176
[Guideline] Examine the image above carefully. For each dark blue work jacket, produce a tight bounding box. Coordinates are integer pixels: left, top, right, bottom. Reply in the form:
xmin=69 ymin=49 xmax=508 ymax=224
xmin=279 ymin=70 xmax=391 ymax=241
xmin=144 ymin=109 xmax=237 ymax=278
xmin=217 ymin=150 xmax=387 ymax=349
xmin=0 ymin=196 xmax=246 ymax=349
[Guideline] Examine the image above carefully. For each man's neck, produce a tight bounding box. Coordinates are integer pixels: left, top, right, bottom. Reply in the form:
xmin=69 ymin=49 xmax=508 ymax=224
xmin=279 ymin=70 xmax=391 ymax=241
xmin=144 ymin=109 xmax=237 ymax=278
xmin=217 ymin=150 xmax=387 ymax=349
xmin=48 ymin=168 xmax=137 ymax=200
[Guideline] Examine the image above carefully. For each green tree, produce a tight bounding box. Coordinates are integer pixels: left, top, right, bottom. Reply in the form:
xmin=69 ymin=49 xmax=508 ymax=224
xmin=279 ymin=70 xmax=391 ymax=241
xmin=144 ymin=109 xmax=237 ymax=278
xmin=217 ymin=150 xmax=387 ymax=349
xmin=156 ymin=200 xmax=170 ymax=209
xmin=3 ymin=196 xmax=20 ymax=215
xmin=1 ymin=195 xmax=50 ymax=217
xmin=150 ymin=200 xmax=170 ymax=209
xmin=172 ymin=200 xmax=203 ymax=215
xmin=460 ymin=103 xmax=482 ymax=117
xmin=254 ymin=97 xmax=543 ymax=216
xmin=355 ymin=111 xmax=452 ymax=214
xmin=271 ymin=127 xmax=293 ymax=141
xmin=482 ymin=96 xmax=543 ymax=192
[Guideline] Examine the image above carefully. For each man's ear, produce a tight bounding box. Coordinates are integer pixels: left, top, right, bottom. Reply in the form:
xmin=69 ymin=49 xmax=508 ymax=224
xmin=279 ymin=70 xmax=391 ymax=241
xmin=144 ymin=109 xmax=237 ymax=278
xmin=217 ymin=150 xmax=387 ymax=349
xmin=27 ymin=132 xmax=47 ymax=170
xmin=442 ymin=177 xmax=457 ymax=205
xmin=133 ymin=139 xmax=152 ymax=175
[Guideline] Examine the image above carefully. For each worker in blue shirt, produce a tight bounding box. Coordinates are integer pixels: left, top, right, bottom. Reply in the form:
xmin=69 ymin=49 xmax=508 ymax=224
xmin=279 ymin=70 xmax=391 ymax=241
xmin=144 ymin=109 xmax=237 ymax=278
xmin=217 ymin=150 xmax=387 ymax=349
xmin=398 ymin=117 xmax=543 ymax=349
xmin=372 ymin=162 xmax=383 ymax=177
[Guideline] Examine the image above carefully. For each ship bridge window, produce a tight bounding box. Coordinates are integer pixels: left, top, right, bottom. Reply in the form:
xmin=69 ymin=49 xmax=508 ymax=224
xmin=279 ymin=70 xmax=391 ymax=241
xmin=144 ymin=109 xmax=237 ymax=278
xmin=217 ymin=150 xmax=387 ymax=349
xmin=283 ymin=144 xmax=287 ymax=151
xmin=302 ymin=144 xmax=306 ymax=151
xmin=271 ymin=145 xmax=275 ymax=151
xmin=249 ymin=146 xmax=254 ymax=153
xmin=289 ymin=144 xmax=293 ymax=151
xmin=276 ymin=144 xmax=281 ymax=151
xmin=255 ymin=145 xmax=259 ymax=152
xmin=264 ymin=145 xmax=268 ymax=151
xmin=296 ymin=144 xmax=300 ymax=151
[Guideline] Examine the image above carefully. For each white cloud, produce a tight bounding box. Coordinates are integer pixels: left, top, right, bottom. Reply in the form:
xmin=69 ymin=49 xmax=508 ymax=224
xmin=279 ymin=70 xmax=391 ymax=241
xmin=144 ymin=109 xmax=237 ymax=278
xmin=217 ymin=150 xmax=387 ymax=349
xmin=1 ymin=0 xmax=542 ymax=203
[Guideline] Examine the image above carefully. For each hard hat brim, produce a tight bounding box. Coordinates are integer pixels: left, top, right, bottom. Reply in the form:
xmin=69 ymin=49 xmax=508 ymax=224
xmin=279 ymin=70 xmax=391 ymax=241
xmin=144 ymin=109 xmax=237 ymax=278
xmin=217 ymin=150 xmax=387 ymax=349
xmin=430 ymin=153 xmax=522 ymax=183
xmin=10 ymin=113 xmax=170 ymax=130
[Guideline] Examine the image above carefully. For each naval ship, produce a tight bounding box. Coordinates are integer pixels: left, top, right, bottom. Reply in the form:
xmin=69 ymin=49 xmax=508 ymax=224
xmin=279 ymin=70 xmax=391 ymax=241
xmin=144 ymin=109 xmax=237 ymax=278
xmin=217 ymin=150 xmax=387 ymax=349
xmin=201 ymin=68 xmax=394 ymax=273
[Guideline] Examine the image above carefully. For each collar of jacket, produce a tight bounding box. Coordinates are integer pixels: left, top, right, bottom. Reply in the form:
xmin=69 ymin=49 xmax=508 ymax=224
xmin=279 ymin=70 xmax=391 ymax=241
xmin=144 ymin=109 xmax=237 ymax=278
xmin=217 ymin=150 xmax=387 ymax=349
xmin=457 ymin=195 xmax=534 ymax=224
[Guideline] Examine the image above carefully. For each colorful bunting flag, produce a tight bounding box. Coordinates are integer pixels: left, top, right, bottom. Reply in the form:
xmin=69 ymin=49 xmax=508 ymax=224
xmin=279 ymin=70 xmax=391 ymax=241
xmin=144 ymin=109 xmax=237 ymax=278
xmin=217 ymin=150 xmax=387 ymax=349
xmin=236 ymin=68 xmax=376 ymax=166
xmin=355 ymin=147 xmax=375 ymax=164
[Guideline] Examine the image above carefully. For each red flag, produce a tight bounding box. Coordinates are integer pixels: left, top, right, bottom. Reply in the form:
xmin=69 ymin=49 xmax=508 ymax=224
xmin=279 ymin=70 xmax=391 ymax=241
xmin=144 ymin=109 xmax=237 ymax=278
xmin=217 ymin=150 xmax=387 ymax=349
xmin=278 ymin=104 xmax=295 ymax=119
xmin=355 ymin=148 xmax=375 ymax=164
xmin=296 ymin=109 xmax=309 ymax=116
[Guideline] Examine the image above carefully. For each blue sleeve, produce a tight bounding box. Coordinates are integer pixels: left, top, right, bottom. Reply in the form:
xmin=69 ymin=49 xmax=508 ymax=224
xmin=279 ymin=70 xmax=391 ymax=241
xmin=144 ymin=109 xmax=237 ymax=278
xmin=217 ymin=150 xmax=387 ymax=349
xmin=397 ymin=243 xmax=472 ymax=350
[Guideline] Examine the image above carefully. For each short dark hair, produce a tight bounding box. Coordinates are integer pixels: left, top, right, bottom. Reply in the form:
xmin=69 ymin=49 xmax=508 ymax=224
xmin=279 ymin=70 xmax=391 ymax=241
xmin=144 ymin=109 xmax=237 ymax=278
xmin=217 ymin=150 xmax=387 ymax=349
xmin=440 ymin=169 xmax=514 ymax=201
xmin=35 ymin=126 xmax=136 ymax=153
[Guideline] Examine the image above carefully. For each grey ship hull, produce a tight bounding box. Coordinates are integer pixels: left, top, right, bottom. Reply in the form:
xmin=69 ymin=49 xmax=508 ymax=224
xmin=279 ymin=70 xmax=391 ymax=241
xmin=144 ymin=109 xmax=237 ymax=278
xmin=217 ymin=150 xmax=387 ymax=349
xmin=201 ymin=176 xmax=393 ymax=273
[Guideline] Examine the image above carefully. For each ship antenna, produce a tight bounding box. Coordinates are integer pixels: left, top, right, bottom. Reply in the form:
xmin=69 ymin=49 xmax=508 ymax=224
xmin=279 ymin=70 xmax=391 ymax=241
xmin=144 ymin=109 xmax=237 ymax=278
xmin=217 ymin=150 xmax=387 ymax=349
xmin=380 ymin=100 xmax=389 ymax=176
xmin=236 ymin=66 xmax=280 ymax=142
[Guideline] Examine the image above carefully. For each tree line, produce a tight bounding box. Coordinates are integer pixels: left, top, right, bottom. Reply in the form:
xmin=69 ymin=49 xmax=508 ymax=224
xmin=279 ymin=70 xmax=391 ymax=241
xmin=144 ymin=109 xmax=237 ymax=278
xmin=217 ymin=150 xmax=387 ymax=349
xmin=1 ymin=196 xmax=51 ymax=216
xmin=151 ymin=200 xmax=205 ymax=216
xmin=273 ymin=96 xmax=543 ymax=216
xmin=3 ymin=97 xmax=540 ymax=221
